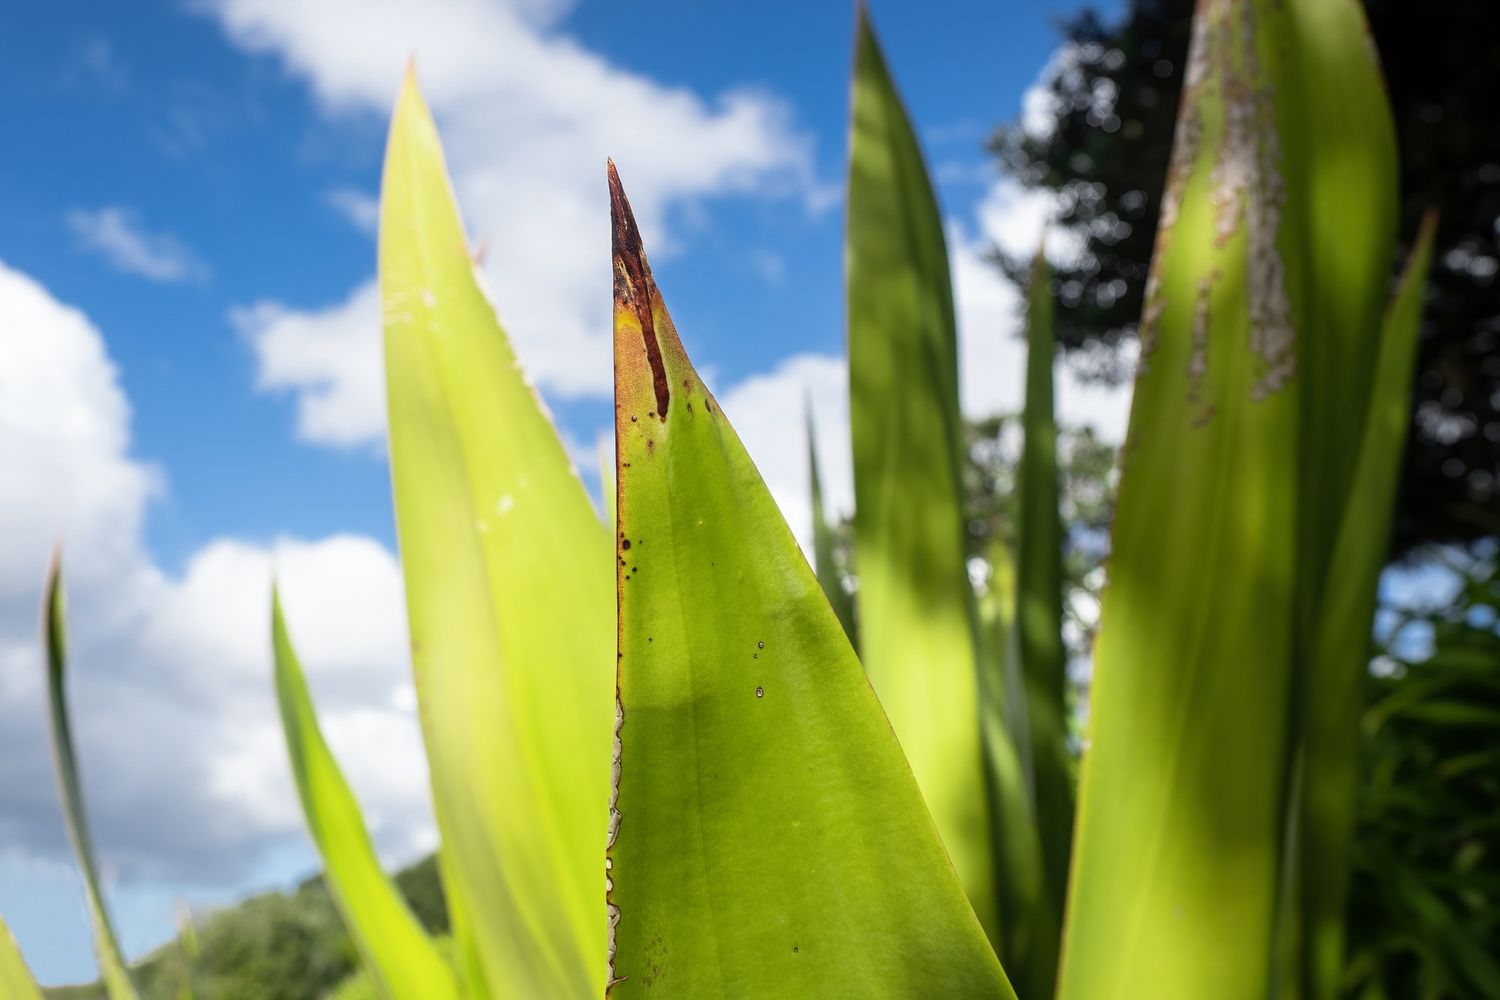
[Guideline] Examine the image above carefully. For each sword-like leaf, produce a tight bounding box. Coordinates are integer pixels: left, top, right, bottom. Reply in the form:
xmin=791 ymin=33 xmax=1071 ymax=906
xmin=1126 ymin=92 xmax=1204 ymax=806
xmin=1014 ymin=247 xmax=1070 ymax=998
xmin=380 ymin=69 xmax=613 ymax=997
xmin=43 ymin=555 xmax=139 ymax=1000
xmin=0 ymin=916 xmax=43 ymax=1000
xmin=1059 ymin=0 xmax=1404 ymax=995
xmin=976 ymin=540 xmax=1055 ymax=1000
xmin=606 ymin=163 xmax=1013 ymax=1000
xmin=846 ymin=7 xmax=998 ymax=941
xmin=1299 ymin=214 xmax=1436 ymax=1000
xmin=272 ymin=589 xmax=459 ymax=1000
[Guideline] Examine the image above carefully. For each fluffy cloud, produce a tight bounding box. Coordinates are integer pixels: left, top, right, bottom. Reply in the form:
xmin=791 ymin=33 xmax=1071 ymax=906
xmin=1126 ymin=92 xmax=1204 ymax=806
xmin=64 ymin=207 xmax=208 ymax=284
xmin=0 ymin=262 xmax=428 ymax=919
xmin=211 ymin=0 xmax=816 ymax=447
xmin=234 ymin=282 xmax=385 ymax=449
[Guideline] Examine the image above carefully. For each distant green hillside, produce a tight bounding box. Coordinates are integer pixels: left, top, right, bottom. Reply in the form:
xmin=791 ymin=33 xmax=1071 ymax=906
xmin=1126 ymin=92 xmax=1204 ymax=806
xmin=44 ymin=855 xmax=446 ymax=1000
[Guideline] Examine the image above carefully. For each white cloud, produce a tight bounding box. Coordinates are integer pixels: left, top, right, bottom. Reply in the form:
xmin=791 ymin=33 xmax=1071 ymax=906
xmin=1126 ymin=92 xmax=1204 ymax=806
xmin=64 ymin=207 xmax=208 ymax=284
xmin=1019 ymin=44 xmax=1082 ymax=141
xmin=0 ymin=262 xmax=430 ymax=968
xmin=210 ymin=0 xmax=817 ymax=448
xmin=324 ymin=186 xmax=380 ymax=235
xmin=0 ymin=261 xmax=155 ymax=606
xmin=234 ymin=282 xmax=385 ymax=448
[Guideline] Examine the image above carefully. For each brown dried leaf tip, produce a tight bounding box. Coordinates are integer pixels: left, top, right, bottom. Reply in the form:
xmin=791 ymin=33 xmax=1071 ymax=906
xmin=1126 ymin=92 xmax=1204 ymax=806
xmin=609 ymin=160 xmax=671 ymax=421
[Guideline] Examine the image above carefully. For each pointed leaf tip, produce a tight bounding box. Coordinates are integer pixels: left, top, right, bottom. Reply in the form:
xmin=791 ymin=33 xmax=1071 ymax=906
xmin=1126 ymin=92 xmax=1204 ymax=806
xmin=609 ymin=164 xmax=672 ymax=421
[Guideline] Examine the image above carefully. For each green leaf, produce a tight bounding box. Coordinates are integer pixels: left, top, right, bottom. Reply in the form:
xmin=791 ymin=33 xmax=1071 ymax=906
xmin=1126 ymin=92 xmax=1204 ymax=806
xmin=606 ymin=163 xmax=1013 ymax=999
xmin=806 ymin=404 xmax=856 ymax=646
xmin=1062 ymin=0 xmax=1408 ymax=993
xmin=1283 ymin=0 xmax=1399 ymax=619
xmin=1057 ymin=2 xmax=1306 ymax=994
xmin=0 ymin=915 xmax=43 ymax=1000
xmin=379 ymin=69 xmax=613 ymax=997
xmin=272 ymin=589 xmax=460 ymax=1000
xmin=1013 ymin=247 xmax=1070 ymax=997
xmin=846 ymin=7 xmax=999 ymax=942
xmin=43 ymin=555 xmax=140 ymax=1000
xmin=975 ymin=540 xmax=1057 ymax=1000
xmin=175 ymin=906 xmax=198 ymax=1000
xmin=1299 ymin=214 xmax=1435 ymax=1000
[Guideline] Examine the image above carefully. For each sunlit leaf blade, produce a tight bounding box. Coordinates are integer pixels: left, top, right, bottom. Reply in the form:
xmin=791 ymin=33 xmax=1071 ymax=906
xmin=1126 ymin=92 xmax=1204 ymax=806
xmin=0 ymin=915 xmax=43 ymax=1000
xmin=1284 ymin=0 xmax=1399 ymax=625
xmin=1057 ymin=2 xmax=1305 ymax=994
xmin=975 ymin=540 xmax=1056 ymax=1000
xmin=43 ymin=555 xmax=140 ymax=1000
xmin=379 ymin=70 xmax=613 ymax=997
xmin=807 ymin=404 xmax=856 ymax=646
xmin=1014 ymin=247 xmax=1070 ymax=995
xmin=1299 ymin=214 xmax=1436 ymax=1000
xmin=271 ymin=589 xmax=459 ymax=1000
xmin=846 ymin=7 xmax=999 ymax=941
xmin=607 ymin=163 xmax=1013 ymax=1000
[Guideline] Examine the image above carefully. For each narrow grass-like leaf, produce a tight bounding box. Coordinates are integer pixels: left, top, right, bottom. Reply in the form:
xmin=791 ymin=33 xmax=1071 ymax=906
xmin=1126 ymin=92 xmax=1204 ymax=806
xmin=380 ymin=70 xmax=613 ymax=997
xmin=1014 ymin=247 xmax=1070 ymax=996
xmin=271 ymin=589 xmax=459 ymax=1000
xmin=175 ymin=906 xmax=198 ymax=1000
xmin=607 ymin=163 xmax=1013 ymax=999
xmin=846 ymin=8 xmax=998 ymax=940
xmin=976 ymin=540 xmax=1056 ymax=1000
xmin=807 ymin=405 xmax=856 ymax=645
xmin=1299 ymin=214 xmax=1436 ymax=1000
xmin=43 ymin=555 xmax=139 ymax=1000
xmin=0 ymin=916 xmax=43 ymax=1000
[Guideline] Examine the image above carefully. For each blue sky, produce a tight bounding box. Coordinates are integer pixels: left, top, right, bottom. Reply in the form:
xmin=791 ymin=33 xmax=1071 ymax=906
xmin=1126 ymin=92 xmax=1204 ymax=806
xmin=0 ymin=0 xmax=1133 ymax=984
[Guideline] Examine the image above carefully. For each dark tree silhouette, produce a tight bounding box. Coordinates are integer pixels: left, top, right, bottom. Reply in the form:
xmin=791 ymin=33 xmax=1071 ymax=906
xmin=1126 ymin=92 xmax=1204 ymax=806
xmin=992 ymin=0 xmax=1500 ymax=557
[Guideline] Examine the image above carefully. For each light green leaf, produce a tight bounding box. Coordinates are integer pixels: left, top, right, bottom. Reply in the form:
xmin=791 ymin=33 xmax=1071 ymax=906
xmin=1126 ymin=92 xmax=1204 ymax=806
xmin=272 ymin=589 xmax=459 ymax=1000
xmin=0 ymin=915 xmax=43 ymax=1000
xmin=846 ymin=7 xmax=998 ymax=941
xmin=43 ymin=555 xmax=139 ymax=1000
xmin=606 ymin=163 xmax=1013 ymax=999
xmin=807 ymin=404 xmax=856 ymax=646
xmin=380 ymin=70 xmax=613 ymax=997
xmin=1014 ymin=247 xmax=1071 ymax=990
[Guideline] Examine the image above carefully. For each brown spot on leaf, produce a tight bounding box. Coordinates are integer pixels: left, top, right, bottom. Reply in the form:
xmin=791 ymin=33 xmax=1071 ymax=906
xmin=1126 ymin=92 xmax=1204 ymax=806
xmin=610 ymin=161 xmax=671 ymax=421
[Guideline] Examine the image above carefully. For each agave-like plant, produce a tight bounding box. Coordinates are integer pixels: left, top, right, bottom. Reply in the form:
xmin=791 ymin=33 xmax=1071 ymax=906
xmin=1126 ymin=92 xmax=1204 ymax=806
xmin=274 ymin=53 xmax=1013 ymax=1000
xmin=0 ymin=2 xmax=1437 ymax=998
